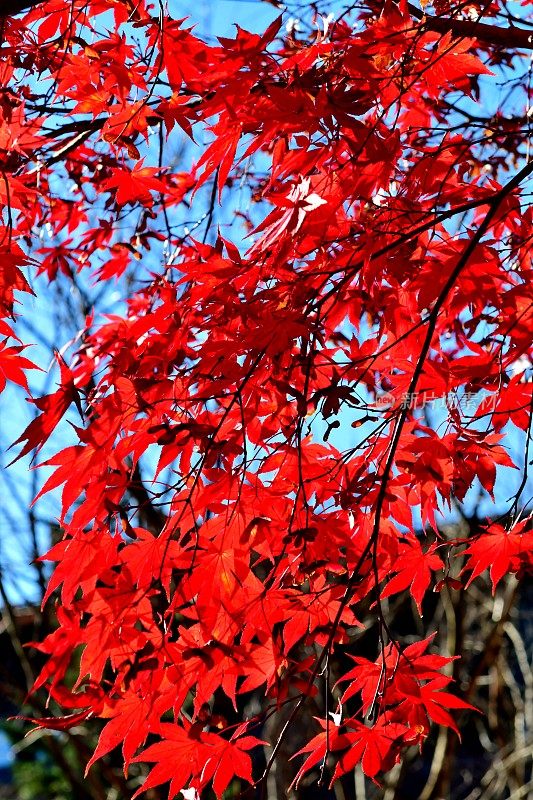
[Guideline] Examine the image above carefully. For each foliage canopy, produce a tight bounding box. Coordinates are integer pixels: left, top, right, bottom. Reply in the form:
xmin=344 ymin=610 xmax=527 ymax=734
xmin=1 ymin=0 xmax=532 ymax=797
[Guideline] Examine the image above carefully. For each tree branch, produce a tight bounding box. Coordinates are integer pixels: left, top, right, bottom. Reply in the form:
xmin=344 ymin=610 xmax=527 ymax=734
xmin=408 ymin=3 xmax=533 ymax=51
xmin=0 ymin=0 xmax=45 ymax=18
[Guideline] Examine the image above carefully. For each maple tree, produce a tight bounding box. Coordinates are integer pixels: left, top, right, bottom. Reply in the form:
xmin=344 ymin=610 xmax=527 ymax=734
xmin=0 ymin=0 xmax=532 ymax=798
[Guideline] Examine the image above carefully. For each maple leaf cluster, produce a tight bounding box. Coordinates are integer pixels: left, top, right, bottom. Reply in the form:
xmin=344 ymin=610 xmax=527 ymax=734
xmin=0 ymin=0 xmax=532 ymax=797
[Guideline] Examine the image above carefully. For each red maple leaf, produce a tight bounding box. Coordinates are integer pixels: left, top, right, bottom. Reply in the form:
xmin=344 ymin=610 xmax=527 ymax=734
xmin=104 ymin=162 xmax=166 ymax=205
xmin=381 ymin=538 xmax=443 ymax=614
xmin=10 ymin=356 xmax=83 ymax=463
xmin=333 ymin=717 xmax=407 ymax=781
xmin=0 ymin=341 xmax=39 ymax=392
xmin=462 ymin=521 xmax=533 ymax=593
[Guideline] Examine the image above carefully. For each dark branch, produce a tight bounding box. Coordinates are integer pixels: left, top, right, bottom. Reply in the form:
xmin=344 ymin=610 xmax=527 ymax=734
xmin=408 ymin=3 xmax=533 ymax=51
xmin=0 ymin=0 xmax=45 ymax=18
